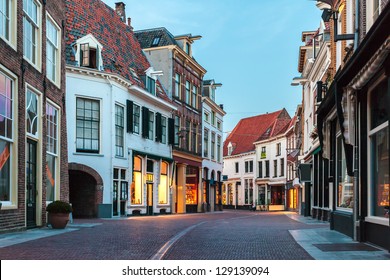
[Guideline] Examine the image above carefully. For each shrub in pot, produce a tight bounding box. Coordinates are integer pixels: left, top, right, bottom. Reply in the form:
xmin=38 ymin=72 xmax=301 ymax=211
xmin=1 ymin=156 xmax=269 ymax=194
xmin=46 ymin=200 xmax=73 ymax=229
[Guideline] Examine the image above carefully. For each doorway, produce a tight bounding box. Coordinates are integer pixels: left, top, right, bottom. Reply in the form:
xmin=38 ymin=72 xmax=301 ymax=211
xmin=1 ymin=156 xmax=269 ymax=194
xmin=26 ymin=139 xmax=37 ymax=228
xmin=147 ymin=183 xmax=153 ymax=215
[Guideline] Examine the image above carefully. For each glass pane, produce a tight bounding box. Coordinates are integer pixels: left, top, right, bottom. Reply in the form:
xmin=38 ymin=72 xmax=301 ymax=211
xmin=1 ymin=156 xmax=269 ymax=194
xmin=0 ymin=139 xmax=11 ymax=201
xmin=370 ymin=81 xmax=388 ymax=129
xmin=46 ymin=153 xmax=56 ymax=201
xmin=372 ymin=127 xmax=389 ymax=217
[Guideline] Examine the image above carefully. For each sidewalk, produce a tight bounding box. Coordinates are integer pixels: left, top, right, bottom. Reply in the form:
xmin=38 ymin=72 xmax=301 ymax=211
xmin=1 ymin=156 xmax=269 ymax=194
xmin=286 ymin=212 xmax=390 ymax=260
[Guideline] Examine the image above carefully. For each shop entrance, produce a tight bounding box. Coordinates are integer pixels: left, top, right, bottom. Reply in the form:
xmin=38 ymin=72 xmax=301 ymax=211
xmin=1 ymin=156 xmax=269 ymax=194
xmin=147 ymin=183 xmax=153 ymax=215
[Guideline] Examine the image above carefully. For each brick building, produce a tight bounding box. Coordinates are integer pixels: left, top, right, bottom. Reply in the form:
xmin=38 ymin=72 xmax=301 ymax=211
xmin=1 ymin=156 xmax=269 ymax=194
xmin=135 ymin=28 xmax=206 ymax=213
xmin=0 ymin=0 xmax=68 ymax=231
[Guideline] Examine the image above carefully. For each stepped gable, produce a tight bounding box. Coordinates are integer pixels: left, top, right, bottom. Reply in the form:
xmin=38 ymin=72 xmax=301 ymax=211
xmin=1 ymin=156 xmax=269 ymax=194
xmin=224 ymin=109 xmax=291 ymax=157
xmin=65 ymin=0 xmax=170 ymax=102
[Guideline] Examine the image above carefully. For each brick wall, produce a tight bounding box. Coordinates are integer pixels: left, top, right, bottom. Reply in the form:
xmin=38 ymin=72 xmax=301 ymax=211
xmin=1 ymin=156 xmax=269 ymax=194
xmin=0 ymin=0 xmax=68 ymax=232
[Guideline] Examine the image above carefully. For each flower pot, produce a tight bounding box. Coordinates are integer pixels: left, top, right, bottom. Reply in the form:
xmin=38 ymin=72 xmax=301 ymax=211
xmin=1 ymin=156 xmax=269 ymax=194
xmin=48 ymin=212 xmax=70 ymax=229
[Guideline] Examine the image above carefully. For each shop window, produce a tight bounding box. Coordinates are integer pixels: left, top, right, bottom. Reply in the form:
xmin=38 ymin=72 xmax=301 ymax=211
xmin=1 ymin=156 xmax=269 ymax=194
xmin=186 ymin=184 xmax=197 ymax=205
xmin=159 ymin=162 xmax=168 ymax=204
xmin=336 ymin=135 xmax=353 ymax=209
xmin=369 ymin=80 xmax=389 ymax=218
xmin=131 ymin=156 xmax=142 ymax=205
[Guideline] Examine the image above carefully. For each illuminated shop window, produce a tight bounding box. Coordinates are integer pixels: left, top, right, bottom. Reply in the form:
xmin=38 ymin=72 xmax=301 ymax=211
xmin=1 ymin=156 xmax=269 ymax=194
xmin=131 ymin=156 xmax=142 ymax=205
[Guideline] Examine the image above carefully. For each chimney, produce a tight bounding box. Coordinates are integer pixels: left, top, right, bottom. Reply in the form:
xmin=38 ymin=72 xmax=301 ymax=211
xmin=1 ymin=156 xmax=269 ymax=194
xmin=127 ymin=17 xmax=134 ymax=31
xmin=115 ymin=2 xmax=126 ymax=23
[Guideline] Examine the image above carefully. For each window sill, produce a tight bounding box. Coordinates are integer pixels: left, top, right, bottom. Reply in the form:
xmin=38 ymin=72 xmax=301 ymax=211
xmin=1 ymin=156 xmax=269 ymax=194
xmin=365 ymin=216 xmax=389 ymax=226
xmin=73 ymin=152 xmax=104 ymax=157
xmin=115 ymin=155 xmax=127 ymax=160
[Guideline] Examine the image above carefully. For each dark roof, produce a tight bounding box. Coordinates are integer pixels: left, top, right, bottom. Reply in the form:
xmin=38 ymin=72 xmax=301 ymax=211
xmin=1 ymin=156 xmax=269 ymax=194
xmin=65 ymin=0 xmax=170 ymax=102
xmin=223 ymin=109 xmax=291 ymax=156
xmin=134 ymin=27 xmax=178 ymax=49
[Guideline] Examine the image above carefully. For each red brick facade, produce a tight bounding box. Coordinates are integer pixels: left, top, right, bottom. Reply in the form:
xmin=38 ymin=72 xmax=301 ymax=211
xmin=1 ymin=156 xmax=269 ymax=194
xmin=0 ymin=0 xmax=68 ymax=232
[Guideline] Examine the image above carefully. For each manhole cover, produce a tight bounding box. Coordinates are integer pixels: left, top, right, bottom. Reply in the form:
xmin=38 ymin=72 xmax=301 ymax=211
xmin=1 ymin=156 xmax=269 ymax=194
xmin=313 ymin=243 xmax=380 ymax=252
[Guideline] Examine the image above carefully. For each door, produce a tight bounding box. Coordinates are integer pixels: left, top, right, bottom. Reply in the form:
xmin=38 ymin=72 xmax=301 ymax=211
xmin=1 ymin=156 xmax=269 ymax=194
xmin=147 ymin=183 xmax=153 ymax=215
xmin=113 ymin=181 xmax=119 ymax=216
xmin=26 ymin=139 xmax=37 ymax=228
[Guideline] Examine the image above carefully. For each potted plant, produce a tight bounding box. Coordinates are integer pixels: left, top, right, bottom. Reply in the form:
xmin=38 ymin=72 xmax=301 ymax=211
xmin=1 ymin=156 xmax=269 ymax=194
xmin=46 ymin=200 xmax=73 ymax=229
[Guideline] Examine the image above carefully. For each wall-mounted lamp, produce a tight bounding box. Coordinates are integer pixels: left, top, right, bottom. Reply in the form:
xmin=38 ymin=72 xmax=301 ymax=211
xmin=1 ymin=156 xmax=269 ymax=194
xmin=316 ymin=81 xmax=328 ymax=103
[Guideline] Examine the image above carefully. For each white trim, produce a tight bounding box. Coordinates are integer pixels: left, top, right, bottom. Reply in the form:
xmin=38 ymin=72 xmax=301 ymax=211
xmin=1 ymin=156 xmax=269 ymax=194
xmin=365 ymin=216 xmax=389 ymax=227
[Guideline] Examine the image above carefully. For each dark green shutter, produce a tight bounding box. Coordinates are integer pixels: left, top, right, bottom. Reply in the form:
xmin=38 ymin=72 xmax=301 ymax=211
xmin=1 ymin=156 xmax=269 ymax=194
xmin=142 ymin=106 xmax=149 ymax=138
xmin=168 ymin=118 xmax=174 ymax=145
xmin=126 ymin=100 xmax=133 ymax=133
xmin=156 ymin=113 xmax=162 ymax=142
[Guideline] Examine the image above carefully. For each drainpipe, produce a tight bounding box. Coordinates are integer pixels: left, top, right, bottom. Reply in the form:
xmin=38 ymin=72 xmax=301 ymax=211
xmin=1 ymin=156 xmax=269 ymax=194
xmin=353 ymin=94 xmax=359 ymax=241
xmin=354 ymin=0 xmax=360 ymax=51
xmin=106 ymin=76 xmax=114 ymax=217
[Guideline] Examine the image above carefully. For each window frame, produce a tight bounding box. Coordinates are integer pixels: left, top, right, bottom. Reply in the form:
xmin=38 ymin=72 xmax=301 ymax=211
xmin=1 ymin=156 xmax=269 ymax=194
xmin=115 ymin=104 xmax=124 ymax=157
xmin=75 ymin=97 xmax=100 ymax=154
xmin=23 ymin=0 xmax=42 ymax=70
xmin=45 ymin=100 xmax=60 ymax=203
xmin=46 ymin=13 xmax=61 ymax=87
xmin=0 ymin=0 xmax=17 ymax=48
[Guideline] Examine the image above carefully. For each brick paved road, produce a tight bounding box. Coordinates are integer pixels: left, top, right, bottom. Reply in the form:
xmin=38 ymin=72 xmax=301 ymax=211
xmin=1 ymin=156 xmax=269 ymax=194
xmin=0 ymin=211 xmax=327 ymax=260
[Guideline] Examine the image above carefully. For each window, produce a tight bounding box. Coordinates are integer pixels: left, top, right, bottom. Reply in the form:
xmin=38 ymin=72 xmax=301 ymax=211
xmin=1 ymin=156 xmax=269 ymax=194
xmin=23 ymin=0 xmax=40 ymax=66
xmin=273 ymin=160 xmax=277 ymax=177
xmin=265 ymin=160 xmax=269 ymax=177
xmin=0 ymin=0 xmax=15 ymax=44
xmin=369 ymin=80 xmax=389 ymax=218
xmin=185 ymin=120 xmax=190 ymax=150
xmin=46 ymin=102 xmax=59 ymax=202
xmin=191 ymin=85 xmax=197 ymax=109
xmin=161 ymin=116 xmax=167 ymax=144
xmin=244 ymin=179 xmax=253 ymax=205
xmin=203 ymin=128 xmax=209 ymax=158
xmin=46 ymin=15 xmax=60 ymax=85
xmin=132 ymin=103 xmax=140 ymax=134
xmin=245 ymin=160 xmax=253 ymax=173
xmin=211 ymin=132 xmax=215 ymax=160
xmin=373 ymin=0 xmax=381 ymax=20
xmin=211 ymin=111 xmax=216 ymax=126
xmin=131 ymin=156 xmax=142 ymax=205
xmin=142 ymin=75 xmax=156 ymax=95
xmin=192 ymin=123 xmax=197 ymax=153
xmin=26 ymin=89 xmax=39 ymax=138
xmin=151 ymin=36 xmax=161 ymax=47
xmin=159 ymin=162 xmax=169 ymax=204
xmin=336 ymin=135 xmax=353 ymax=209
xmin=280 ymin=158 xmax=284 ymax=177
xmin=80 ymin=43 xmax=98 ymax=69
xmin=258 ymin=161 xmax=263 ymax=178
xmin=185 ymin=42 xmax=190 ymax=55
xmin=174 ymin=116 xmax=180 ymax=147
xmin=276 ymin=143 xmax=281 ymax=156
xmin=235 ymin=162 xmax=239 ymax=173
xmin=261 ymin=147 xmax=266 ymax=158
xmin=217 ymin=135 xmax=221 ymax=162
xmin=174 ymin=73 xmax=181 ymax=98
xmin=185 ymin=81 xmax=190 ymax=105
xmin=115 ymin=104 xmax=124 ymax=157
xmin=217 ymin=121 xmax=221 ymax=131
xmin=76 ymin=97 xmax=100 ymax=153
xmin=204 ymin=112 xmax=209 ymax=123
xmin=148 ymin=111 xmax=154 ymax=140
xmin=0 ymin=70 xmax=14 ymax=203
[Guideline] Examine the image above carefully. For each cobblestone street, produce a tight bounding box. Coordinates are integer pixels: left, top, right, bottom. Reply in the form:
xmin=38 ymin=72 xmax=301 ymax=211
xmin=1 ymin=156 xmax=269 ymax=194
xmin=0 ymin=211 xmax=338 ymax=260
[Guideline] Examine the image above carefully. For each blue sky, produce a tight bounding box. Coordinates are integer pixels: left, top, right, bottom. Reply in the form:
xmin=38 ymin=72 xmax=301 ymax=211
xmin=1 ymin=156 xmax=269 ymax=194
xmin=102 ymin=0 xmax=322 ymax=136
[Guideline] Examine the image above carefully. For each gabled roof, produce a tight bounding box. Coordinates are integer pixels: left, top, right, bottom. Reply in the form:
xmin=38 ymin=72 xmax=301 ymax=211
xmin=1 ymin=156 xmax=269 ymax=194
xmin=134 ymin=27 xmax=178 ymax=49
xmin=65 ymin=0 xmax=166 ymax=97
xmin=223 ymin=109 xmax=291 ymax=157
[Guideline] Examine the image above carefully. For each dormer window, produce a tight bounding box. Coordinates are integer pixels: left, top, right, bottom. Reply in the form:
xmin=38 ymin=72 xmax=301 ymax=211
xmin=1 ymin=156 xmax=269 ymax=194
xmin=228 ymin=142 xmax=233 ymax=156
xmin=141 ymin=75 xmax=156 ymax=95
xmin=75 ymin=34 xmax=103 ymax=70
xmin=80 ymin=43 xmax=97 ymax=68
xmin=185 ymin=42 xmax=190 ymax=55
xmin=151 ymin=36 xmax=161 ymax=47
